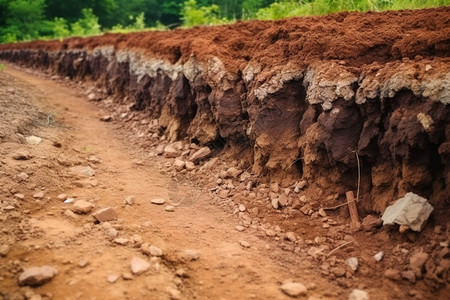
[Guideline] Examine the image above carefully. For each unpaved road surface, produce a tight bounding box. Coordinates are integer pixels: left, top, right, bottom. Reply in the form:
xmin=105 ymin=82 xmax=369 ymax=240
xmin=0 ymin=65 xmax=449 ymax=300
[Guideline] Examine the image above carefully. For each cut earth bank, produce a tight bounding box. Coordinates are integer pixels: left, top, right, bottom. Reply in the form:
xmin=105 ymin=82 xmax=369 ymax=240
xmin=0 ymin=6 xmax=449 ymax=300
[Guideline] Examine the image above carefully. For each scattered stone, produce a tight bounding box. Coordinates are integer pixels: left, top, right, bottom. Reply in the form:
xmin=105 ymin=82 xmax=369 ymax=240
xmin=19 ymin=266 xmax=57 ymax=286
xmin=122 ymin=272 xmax=133 ymax=280
xmin=72 ymin=200 xmax=94 ymax=214
xmin=14 ymin=193 xmax=25 ymax=200
xmin=239 ymin=241 xmax=251 ymax=248
xmin=33 ymin=191 xmax=44 ymax=199
xmin=348 ymin=289 xmax=369 ymax=300
xmin=285 ymin=232 xmax=296 ymax=242
xmin=185 ymin=161 xmax=196 ymax=171
xmin=0 ymin=244 xmax=10 ymax=257
xmin=238 ymin=204 xmax=246 ymax=212
xmin=114 ymin=238 xmax=129 ymax=246
xmin=298 ymin=180 xmax=307 ymax=189
xmin=78 ymin=259 xmax=89 ymax=268
xmin=401 ymin=270 xmax=416 ymax=283
xmin=409 ymin=251 xmax=428 ymax=276
xmin=165 ymin=205 xmax=175 ymax=212
xmin=235 ymin=225 xmax=246 ymax=232
xmin=26 ymin=136 xmax=42 ymax=145
xmin=175 ymin=269 xmax=188 ymax=278
xmin=384 ymin=269 xmax=401 ymax=281
xmin=130 ymin=257 xmax=150 ymax=275
xmin=70 ymin=166 xmax=95 ymax=177
xmin=182 ymin=249 xmax=199 ymax=261
xmin=107 ymin=274 xmax=119 ymax=283
xmin=107 ymin=228 xmax=118 ymax=238
xmin=12 ymin=151 xmax=32 ymax=160
xmin=318 ymin=208 xmax=327 ymax=217
xmin=64 ymin=209 xmax=78 ymax=219
xmin=280 ymin=281 xmax=307 ymax=297
xmin=57 ymin=194 xmax=67 ymax=200
xmin=189 ymin=147 xmax=211 ymax=163
xmin=124 ymin=196 xmax=135 ymax=206
xmin=271 ymin=198 xmax=279 ymax=209
xmin=93 ymin=207 xmax=117 ymax=222
xmin=374 ymin=251 xmax=384 ymax=262
xmin=173 ymin=159 xmax=185 ymax=171
xmin=149 ymin=246 xmax=163 ymax=257
xmin=100 ymin=115 xmax=112 ymax=122
xmin=382 ymin=192 xmax=434 ymax=232
xmin=167 ymin=287 xmax=182 ymax=300
xmin=87 ymin=156 xmax=101 ymax=163
xmin=332 ymin=267 xmax=346 ymax=277
xmin=151 ymin=197 xmax=165 ymax=205
xmin=362 ymin=215 xmax=382 ymax=231
xmin=17 ymin=172 xmax=30 ymax=181
xmin=164 ymin=144 xmax=180 ymax=158
xmin=226 ymin=167 xmax=242 ymax=179
xmin=278 ymin=194 xmax=288 ymax=207
xmin=345 ymin=257 xmax=358 ymax=271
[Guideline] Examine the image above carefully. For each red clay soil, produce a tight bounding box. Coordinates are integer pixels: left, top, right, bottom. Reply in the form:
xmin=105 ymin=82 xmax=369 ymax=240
xmin=1 ymin=7 xmax=450 ymax=72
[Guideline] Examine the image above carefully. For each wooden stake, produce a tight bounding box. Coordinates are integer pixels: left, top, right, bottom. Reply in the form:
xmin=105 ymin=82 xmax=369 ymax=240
xmin=346 ymin=191 xmax=361 ymax=230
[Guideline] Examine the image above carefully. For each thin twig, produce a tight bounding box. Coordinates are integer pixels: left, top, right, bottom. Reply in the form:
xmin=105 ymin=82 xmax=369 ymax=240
xmin=286 ymin=157 xmax=303 ymax=170
xmin=327 ymin=241 xmax=353 ymax=257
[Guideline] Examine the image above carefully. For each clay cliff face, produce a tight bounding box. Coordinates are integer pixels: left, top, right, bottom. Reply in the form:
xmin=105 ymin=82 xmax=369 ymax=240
xmin=1 ymin=7 xmax=449 ymax=214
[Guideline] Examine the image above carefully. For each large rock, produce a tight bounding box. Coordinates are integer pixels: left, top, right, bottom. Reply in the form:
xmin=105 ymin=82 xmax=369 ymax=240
xmin=189 ymin=147 xmax=211 ymax=163
xmin=19 ymin=266 xmax=57 ymax=286
xmin=280 ymin=281 xmax=307 ymax=297
xmin=93 ymin=207 xmax=117 ymax=222
xmin=72 ymin=200 xmax=94 ymax=214
xmin=130 ymin=256 xmax=150 ymax=275
xmin=381 ymin=192 xmax=433 ymax=232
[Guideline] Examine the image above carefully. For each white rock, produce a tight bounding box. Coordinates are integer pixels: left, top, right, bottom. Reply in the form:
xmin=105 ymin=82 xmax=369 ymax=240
xmin=151 ymin=197 xmax=165 ymax=205
xmin=382 ymin=192 xmax=434 ymax=232
xmin=107 ymin=274 xmax=119 ymax=283
xmin=124 ymin=196 xmax=135 ymax=205
xmin=271 ymin=198 xmax=279 ymax=209
xmin=182 ymin=249 xmax=199 ymax=261
xmin=280 ymin=281 xmax=307 ymax=297
xmin=72 ymin=200 xmax=94 ymax=214
xmin=165 ymin=205 xmax=175 ymax=212
xmin=348 ymin=289 xmax=369 ymax=300
xmin=374 ymin=251 xmax=384 ymax=262
xmin=0 ymin=244 xmax=10 ymax=257
xmin=345 ymin=257 xmax=359 ymax=271
xmin=26 ymin=136 xmax=42 ymax=145
xmin=19 ymin=266 xmax=57 ymax=286
xmin=238 ymin=204 xmax=246 ymax=212
xmin=130 ymin=257 xmax=150 ymax=275
xmin=149 ymin=245 xmax=163 ymax=257
xmin=70 ymin=166 xmax=95 ymax=177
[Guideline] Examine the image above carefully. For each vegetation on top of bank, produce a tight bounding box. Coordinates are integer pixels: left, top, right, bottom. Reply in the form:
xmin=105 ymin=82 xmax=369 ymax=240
xmin=1 ymin=0 xmax=449 ymax=43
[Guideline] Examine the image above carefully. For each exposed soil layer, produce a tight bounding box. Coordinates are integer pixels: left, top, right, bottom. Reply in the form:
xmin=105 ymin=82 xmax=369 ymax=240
xmin=1 ymin=8 xmax=449 ymax=219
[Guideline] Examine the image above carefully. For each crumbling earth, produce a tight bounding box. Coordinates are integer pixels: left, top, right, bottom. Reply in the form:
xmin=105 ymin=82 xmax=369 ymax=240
xmin=0 ymin=6 xmax=449 ymax=300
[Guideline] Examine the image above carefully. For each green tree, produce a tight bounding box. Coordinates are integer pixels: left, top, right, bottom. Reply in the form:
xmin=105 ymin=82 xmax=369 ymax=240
xmin=181 ymin=0 xmax=229 ymax=26
xmin=71 ymin=8 xmax=102 ymax=36
xmin=3 ymin=0 xmax=46 ymax=41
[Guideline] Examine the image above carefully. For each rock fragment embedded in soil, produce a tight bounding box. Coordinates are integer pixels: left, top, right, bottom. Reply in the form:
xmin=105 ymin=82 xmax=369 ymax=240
xmin=0 ymin=244 xmax=10 ymax=257
xmin=12 ymin=150 xmax=32 ymax=160
xmin=19 ymin=266 xmax=57 ymax=286
xmin=189 ymin=146 xmax=211 ymax=163
xmin=93 ymin=207 xmax=117 ymax=222
xmin=167 ymin=287 xmax=182 ymax=300
xmin=123 ymin=196 xmax=135 ymax=206
xmin=130 ymin=256 xmax=150 ymax=275
xmin=165 ymin=205 xmax=175 ymax=212
xmin=151 ymin=197 xmax=165 ymax=205
xmin=348 ymin=289 xmax=369 ymax=300
xmin=72 ymin=200 xmax=94 ymax=214
xmin=362 ymin=215 xmax=382 ymax=231
xmin=17 ymin=172 xmax=29 ymax=181
xmin=182 ymin=249 xmax=199 ymax=261
xmin=107 ymin=274 xmax=119 ymax=283
xmin=374 ymin=251 xmax=384 ymax=262
xmin=239 ymin=241 xmax=251 ymax=248
xmin=271 ymin=198 xmax=279 ymax=209
xmin=26 ymin=136 xmax=42 ymax=145
xmin=280 ymin=281 xmax=307 ymax=297
xmin=114 ymin=238 xmax=129 ymax=246
xmin=70 ymin=165 xmax=95 ymax=177
xmin=381 ymin=192 xmax=433 ymax=232
xmin=100 ymin=115 xmax=112 ymax=122
xmin=384 ymin=269 xmax=401 ymax=281
xmin=345 ymin=257 xmax=358 ymax=271
xmin=149 ymin=245 xmax=163 ymax=257
xmin=33 ymin=191 xmax=44 ymax=199
xmin=409 ymin=251 xmax=428 ymax=276
xmin=173 ymin=158 xmax=185 ymax=171
xmin=64 ymin=209 xmax=78 ymax=219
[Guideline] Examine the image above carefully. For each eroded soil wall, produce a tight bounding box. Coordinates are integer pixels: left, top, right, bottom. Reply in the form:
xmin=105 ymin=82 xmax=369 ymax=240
xmin=1 ymin=7 xmax=449 ymax=214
